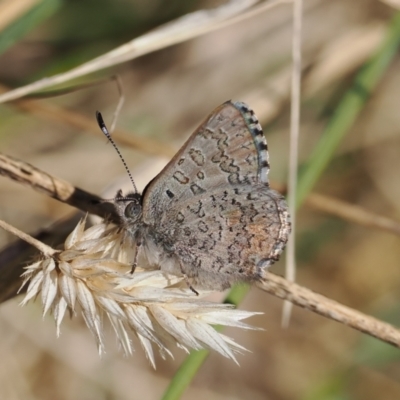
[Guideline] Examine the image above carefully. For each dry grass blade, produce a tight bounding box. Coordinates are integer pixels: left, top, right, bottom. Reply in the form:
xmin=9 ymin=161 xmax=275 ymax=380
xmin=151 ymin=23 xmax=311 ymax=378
xmin=244 ymin=22 xmax=386 ymax=126
xmin=0 ymin=0 xmax=38 ymax=31
xmin=303 ymin=22 xmax=386 ymax=96
xmin=0 ymin=0 xmax=293 ymax=104
xmin=0 ymin=84 xmax=176 ymax=158
xmin=258 ymin=273 xmax=400 ymax=348
xmin=282 ymin=0 xmax=303 ymax=328
xmin=380 ymin=0 xmax=400 ymax=10
xmin=0 ymin=219 xmax=56 ymax=257
xmin=272 ymin=181 xmax=400 ymax=238
xmin=305 ymin=192 xmax=400 ymax=237
xmin=3 ymin=154 xmax=400 ymax=311
xmin=0 ymin=152 xmax=117 ymax=221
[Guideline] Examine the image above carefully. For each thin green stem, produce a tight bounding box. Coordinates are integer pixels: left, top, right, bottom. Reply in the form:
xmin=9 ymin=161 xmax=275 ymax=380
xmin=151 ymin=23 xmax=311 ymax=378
xmin=296 ymin=11 xmax=400 ymax=206
xmin=0 ymin=0 xmax=62 ymax=56
xmin=161 ymin=284 xmax=249 ymax=400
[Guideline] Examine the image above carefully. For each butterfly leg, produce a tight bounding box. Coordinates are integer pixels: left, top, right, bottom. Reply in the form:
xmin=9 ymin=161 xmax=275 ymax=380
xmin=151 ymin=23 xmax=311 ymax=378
xmin=130 ymin=240 xmax=142 ymax=274
xmin=179 ymin=261 xmax=199 ymax=296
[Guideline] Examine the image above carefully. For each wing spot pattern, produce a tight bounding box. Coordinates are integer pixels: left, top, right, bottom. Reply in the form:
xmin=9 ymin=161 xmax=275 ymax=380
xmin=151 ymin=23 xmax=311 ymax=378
xmin=173 ymin=171 xmax=189 ymax=184
xmin=189 ymin=148 xmax=205 ymax=166
xmin=190 ymin=183 xmax=206 ymax=195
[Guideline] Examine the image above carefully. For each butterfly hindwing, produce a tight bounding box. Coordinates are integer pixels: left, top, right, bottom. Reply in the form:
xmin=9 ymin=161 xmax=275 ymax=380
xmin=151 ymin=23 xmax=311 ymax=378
xmin=155 ymin=184 xmax=290 ymax=290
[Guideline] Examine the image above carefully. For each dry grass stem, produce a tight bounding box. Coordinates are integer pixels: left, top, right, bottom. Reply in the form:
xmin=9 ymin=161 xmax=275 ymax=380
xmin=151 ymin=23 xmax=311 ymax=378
xmin=271 ymin=181 xmax=400 ymax=237
xmin=380 ymin=0 xmax=400 ymax=10
xmin=282 ymin=0 xmax=302 ymax=327
xmin=0 ymin=0 xmax=295 ymax=104
xmin=0 ymin=0 xmax=38 ymax=31
xmin=6 ymin=149 xmax=399 ymax=240
xmin=241 ymin=22 xmax=385 ymax=126
xmin=303 ymin=22 xmax=386 ymax=96
xmin=0 ymin=152 xmax=117 ymax=221
xmin=0 ymin=219 xmax=56 ymax=257
xmin=0 ymin=84 xmax=176 ymax=158
xmin=305 ymin=192 xmax=400 ymax=237
xmin=1 ymin=22 xmax=385 ymax=164
xmin=2 ymin=154 xmax=400 ymax=307
xmin=258 ymin=273 xmax=400 ymax=348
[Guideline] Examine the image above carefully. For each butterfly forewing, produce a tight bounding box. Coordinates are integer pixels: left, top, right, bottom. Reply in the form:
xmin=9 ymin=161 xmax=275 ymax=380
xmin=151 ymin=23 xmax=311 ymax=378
xmin=141 ymin=101 xmax=270 ymax=223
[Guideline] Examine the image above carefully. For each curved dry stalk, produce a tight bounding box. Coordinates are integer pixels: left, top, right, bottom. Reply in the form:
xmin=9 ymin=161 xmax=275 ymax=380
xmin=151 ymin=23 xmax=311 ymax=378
xmin=0 ymin=0 xmax=36 ymax=31
xmin=305 ymin=192 xmax=400 ymax=236
xmin=0 ymin=219 xmax=57 ymax=257
xmin=2 ymin=152 xmax=400 ymax=306
xmin=271 ymin=182 xmax=400 ymax=238
xmin=282 ymin=0 xmax=303 ymax=327
xmin=0 ymin=152 xmax=117 ymax=221
xmin=380 ymin=0 xmax=400 ymax=11
xmin=0 ymin=84 xmax=176 ymax=158
xmin=0 ymin=0 xmax=294 ymax=104
xmin=258 ymin=273 xmax=400 ymax=348
xmin=4 ymin=151 xmax=399 ymax=238
xmin=0 ymin=215 xmax=82 ymax=303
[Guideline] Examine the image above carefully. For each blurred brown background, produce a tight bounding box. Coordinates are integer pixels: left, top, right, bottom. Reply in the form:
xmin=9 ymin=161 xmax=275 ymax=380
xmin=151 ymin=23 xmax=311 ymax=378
xmin=1 ymin=0 xmax=400 ymax=399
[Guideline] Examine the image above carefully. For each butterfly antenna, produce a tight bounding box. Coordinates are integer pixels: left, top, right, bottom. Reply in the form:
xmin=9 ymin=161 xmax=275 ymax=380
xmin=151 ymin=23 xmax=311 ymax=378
xmin=95 ymin=111 xmax=138 ymax=194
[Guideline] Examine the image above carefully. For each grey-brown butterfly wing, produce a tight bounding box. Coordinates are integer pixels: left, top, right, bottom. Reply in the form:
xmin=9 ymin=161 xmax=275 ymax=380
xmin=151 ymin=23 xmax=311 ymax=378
xmin=140 ymin=101 xmax=290 ymax=289
xmin=141 ymin=101 xmax=270 ymax=222
xmin=156 ymin=184 xmax=290 ymax=290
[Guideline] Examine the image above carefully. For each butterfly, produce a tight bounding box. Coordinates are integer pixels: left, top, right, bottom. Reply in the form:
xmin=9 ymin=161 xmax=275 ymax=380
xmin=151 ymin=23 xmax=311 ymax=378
xmin=96 ymin=101 xmax=290 ymax=293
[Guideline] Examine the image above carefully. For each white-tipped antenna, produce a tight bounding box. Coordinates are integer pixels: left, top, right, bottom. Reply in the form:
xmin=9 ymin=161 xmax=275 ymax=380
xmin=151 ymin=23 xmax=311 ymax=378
xmin=96 ymin=111 xmax=138 ymax=194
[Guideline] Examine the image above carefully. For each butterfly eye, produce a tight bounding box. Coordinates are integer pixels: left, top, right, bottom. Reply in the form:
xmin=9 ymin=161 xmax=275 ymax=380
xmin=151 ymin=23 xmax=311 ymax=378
xmin=125 ymin=201 xmax=141 ymax=218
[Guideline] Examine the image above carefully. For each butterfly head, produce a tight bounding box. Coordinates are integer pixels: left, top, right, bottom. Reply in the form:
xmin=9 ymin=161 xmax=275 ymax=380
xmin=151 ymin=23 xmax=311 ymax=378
xmin=113 ymin=189 xmax=143 ymax=226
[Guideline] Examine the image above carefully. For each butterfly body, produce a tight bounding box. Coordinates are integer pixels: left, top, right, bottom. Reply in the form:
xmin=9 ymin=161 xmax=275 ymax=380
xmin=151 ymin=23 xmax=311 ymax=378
xmin=113 ymin=101 xmax=290 ymax=291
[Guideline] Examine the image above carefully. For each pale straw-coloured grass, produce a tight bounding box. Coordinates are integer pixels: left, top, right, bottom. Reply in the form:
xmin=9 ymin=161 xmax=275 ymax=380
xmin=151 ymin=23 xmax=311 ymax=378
xmin=18 ymin=217 xmax=259 ymax=368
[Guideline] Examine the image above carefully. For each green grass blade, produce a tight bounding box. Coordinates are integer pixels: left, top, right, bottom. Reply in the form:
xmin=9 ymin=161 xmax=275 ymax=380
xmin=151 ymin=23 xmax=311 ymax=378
xmin=161 ymin=11 xmax=400 ymax=400
xmin=161 ymin=350 xmax=210 ymax=400
xmin=0 ymin=0 xmax=62 ymax=56
xmin=296 ymin=11 xmax=400 ymax=206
